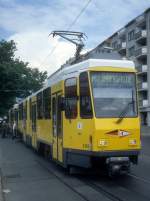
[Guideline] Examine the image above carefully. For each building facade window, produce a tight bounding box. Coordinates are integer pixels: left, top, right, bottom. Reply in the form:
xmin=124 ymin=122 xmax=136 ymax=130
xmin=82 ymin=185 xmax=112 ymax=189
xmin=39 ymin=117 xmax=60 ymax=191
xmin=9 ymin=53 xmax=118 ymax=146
xmin=112 ymin=41 xmax=118 ymax=49
xmin=65 ymin=77 xmax=78 ymax=119
xmin=128 ymin=46 xmax=135 ymax=57
xmin=128 ymin=30 xmax=135 ymax=41
xmin=79 ymin=72 xmax=93 ymax=118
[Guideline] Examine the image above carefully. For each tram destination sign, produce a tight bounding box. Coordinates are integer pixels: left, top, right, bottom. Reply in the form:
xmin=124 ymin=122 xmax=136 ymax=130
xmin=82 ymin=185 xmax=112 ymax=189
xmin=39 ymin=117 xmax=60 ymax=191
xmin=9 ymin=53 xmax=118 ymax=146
xmin=91 ymin=72 xmax=135 ymax=88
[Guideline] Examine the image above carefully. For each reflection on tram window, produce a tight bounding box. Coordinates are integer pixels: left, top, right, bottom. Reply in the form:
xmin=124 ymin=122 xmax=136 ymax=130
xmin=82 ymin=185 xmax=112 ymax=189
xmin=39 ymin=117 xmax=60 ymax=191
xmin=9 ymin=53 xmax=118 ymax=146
xmin=79 ymin=72 xmax=93 ymax=118
xmin=91 ymin=72 xmax=137 ymax=118
xmin=37 ymin=91 xmax=43 ymax=119
xmin=43 ymin=87 xmax=51 ymax=119
xmin=65 ymin=77 xmax=77 ymax=119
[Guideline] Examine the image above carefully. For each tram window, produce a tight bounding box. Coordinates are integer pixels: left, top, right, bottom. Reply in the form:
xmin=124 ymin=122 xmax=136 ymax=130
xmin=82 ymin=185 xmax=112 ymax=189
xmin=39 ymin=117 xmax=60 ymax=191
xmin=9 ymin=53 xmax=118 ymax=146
xmin=29 ymin=98 xmax=32 ymax=120
xmin=37 ymin=92 xmax=43 ymax=119
xmin=57 ymin=95 xmax=62 ymax=135
xmin=52 ymin=97 xmax=56 ymax=136
xmin=19 ymin=103 xmax=23 ymax=120
xmin=79 ymin=72 xmax=93 ymax=118
xmin=32 ymin=104 xmax=36 ymax=131
xmin=65 ymin=77 xmax=77 ymax=119
xmin=23 ymin=101 xmax=27 ymax=120
xmin=43 ymin=87 xmax=51 ymax=119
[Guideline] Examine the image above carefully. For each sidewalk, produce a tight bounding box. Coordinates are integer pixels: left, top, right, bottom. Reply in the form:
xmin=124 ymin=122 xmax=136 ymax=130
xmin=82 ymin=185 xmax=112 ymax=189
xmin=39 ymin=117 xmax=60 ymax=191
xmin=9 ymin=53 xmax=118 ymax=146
xmin=0 ymin=139 xmax=111 ymax=201
xmin=0 ymin=137 xmax=3 ymax=201
xmin=0 ymin=173 xmax=3 ymax=201
xmin=0 ymin=139 xmax=86 ymax=201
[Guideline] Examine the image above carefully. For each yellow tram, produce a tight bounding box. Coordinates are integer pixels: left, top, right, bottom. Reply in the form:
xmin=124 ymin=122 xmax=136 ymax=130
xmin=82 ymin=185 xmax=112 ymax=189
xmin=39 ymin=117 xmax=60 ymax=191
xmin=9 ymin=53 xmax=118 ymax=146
xmin=9 ymin=59 xmax=141 ymax=176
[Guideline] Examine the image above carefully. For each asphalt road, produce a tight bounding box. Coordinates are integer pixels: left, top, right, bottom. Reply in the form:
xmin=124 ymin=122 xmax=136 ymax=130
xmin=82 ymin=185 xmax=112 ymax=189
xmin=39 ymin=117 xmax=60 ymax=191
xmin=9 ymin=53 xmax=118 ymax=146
xmin=0 ymin=134 xmax=150 ymax=201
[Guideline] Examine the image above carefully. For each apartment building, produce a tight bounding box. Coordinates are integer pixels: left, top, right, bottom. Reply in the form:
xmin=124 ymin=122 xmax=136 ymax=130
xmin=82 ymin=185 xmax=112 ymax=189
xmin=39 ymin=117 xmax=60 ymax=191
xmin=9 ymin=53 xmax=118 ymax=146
xmin=85 ymin=8 xmax=150 ymax=126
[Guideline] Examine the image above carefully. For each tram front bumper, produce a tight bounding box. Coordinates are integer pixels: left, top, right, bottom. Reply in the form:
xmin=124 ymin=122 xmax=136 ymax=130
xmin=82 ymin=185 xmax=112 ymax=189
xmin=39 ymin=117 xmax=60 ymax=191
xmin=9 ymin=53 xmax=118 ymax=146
xmin=65 ymin=149 xmax=140 ymax=168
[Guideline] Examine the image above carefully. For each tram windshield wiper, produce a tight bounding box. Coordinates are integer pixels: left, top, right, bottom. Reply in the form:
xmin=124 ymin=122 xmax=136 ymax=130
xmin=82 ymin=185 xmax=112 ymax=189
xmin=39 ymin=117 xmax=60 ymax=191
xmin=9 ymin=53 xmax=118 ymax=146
xmin=116 ymin=90 xmax=135 ymax=124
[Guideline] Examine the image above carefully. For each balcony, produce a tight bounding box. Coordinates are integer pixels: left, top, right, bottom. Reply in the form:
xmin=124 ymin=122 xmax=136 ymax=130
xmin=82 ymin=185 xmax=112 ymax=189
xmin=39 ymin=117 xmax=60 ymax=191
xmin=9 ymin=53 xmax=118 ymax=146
xmin=137 ymin=65 xmax=147 ymax=75
xmin=117 ymin=28 xmax=126 ymax=41
xmin=118 ymin=28 xmax=126 ymax=38
xmin=117 ymin=42 xmax=126 ymax=54
xmin=135 ymin=30 xmax=147 ymax=44
xmin=143 ymin=100 xmax=149 ymax=107
xmin=136 ymin=14 xmax=146 ymax=27
xmin=138 ymin=82 xmax=148 ymax=91
xmin=135 ymin=46 xmax=147 ymax=59
xmin=139 ymin=99 xmax=148 ymax=108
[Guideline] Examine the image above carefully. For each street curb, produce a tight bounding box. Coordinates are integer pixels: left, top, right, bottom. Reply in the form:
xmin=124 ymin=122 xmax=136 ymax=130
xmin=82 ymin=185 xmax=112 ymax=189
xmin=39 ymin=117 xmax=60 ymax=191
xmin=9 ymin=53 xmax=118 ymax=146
xmin=0 ymin=169 xmax=4 ymax=201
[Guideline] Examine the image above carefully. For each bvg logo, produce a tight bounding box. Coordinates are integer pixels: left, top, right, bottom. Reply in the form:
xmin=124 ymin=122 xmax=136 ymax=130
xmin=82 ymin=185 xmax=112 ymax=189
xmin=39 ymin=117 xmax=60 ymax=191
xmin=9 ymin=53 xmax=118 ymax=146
xmin=118 ymin=130 xmax=129 ymax=137
xmin=106 ymin=130 xmax=130 ymax=137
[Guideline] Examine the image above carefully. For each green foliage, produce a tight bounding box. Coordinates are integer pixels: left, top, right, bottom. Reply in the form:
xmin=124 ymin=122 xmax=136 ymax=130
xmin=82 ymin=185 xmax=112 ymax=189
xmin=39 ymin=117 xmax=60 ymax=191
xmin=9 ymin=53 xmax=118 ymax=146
xmin=0 ymin=40 xmax=47 ymax=116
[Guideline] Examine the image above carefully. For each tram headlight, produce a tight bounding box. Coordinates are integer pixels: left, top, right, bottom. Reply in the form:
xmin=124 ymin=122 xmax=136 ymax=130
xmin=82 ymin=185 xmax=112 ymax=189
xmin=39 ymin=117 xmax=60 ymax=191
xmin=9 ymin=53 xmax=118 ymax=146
xmin=129 ymin=139 xmax=136 ymax=145
xmin=99 ymin=139 xmax=108 ymax=146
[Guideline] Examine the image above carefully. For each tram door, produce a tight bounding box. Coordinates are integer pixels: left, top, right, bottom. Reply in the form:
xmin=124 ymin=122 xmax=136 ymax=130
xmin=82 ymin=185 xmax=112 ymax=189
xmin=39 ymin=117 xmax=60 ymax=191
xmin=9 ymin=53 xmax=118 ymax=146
xmin=31 ymin=103 xmax=37 ymax=148
xmin=52 ymin=93 xmax=63 ymax=162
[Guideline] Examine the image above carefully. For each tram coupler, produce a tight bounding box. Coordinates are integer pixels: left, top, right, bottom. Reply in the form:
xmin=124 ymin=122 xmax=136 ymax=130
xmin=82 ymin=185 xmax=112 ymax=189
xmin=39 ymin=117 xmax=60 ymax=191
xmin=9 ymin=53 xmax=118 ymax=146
xmin=106 ymin=157 xmax=130 ymax=177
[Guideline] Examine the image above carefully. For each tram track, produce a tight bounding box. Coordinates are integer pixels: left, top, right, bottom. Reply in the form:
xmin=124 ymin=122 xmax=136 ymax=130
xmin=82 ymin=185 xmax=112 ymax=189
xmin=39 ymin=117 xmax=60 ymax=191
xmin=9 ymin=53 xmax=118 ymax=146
xmin=31 ymin=142 xmax=150 ymax=201
xmin=36 ymin=158 xmax=127 ymax=201
xmin=37 ymin=160 xmax=115 ymax=201
xmin=79 ymin=178 xmax=125 ymax=201
xmin=86 ymin=176 xmax=149 ymax=201
xmin=38 ymin=155 xmax=150 ymax=201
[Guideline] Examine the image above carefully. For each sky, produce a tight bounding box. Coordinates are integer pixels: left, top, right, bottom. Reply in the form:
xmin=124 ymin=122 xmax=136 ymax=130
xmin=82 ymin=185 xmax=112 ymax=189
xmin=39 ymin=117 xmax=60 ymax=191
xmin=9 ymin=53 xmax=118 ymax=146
xmin=0 ymin=0 xmax=150 ymax=75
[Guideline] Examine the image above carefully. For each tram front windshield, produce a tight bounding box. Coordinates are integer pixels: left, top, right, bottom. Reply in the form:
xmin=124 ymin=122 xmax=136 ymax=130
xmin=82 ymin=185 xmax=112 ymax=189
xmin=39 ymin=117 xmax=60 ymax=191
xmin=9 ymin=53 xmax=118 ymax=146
xmin=90 ymin=72 xmax=137 ymax=118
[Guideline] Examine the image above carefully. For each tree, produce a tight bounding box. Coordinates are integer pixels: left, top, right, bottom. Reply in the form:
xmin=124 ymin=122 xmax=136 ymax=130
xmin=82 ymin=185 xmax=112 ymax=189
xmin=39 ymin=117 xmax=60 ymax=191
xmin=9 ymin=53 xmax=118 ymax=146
xmin=0 ymin=40 xmax=47 ymax=116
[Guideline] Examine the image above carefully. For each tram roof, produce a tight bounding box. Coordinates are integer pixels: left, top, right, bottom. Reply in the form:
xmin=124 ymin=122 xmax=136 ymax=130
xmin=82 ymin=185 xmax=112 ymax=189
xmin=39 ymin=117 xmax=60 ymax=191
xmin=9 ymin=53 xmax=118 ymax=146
xmin=17 ymin=58 xmax=135 ymax=104
xmin=47 ymin=58 xmax=135 ymax=86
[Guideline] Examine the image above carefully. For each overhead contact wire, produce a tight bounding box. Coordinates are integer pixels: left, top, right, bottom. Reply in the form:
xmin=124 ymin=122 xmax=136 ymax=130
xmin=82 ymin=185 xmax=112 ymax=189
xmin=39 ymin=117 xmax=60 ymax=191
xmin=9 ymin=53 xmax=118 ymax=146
xmin=38 ymin=0 xmax=92 ymax=69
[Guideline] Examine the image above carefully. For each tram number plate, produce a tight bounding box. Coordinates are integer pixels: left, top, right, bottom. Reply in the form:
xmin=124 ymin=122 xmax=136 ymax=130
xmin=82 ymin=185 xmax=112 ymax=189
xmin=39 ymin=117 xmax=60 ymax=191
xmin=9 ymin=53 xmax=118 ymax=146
xmin=118 ymin=130 xmax=129 ymax=137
